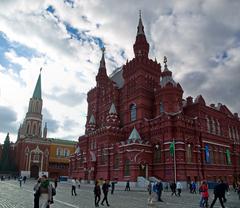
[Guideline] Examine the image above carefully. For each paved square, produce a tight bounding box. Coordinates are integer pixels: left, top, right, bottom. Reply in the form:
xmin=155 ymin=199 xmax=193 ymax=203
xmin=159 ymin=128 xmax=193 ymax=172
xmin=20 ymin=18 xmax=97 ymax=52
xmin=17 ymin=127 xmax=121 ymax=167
xmin=0 ymin=180 xmax=239 ymax=208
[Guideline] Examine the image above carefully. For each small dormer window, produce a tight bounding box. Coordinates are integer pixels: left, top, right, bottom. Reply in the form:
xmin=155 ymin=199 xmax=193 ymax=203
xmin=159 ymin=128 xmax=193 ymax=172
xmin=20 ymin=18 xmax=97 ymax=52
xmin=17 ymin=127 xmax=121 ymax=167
xmin=160 ymin=102 xmax=164 ymax=113
xmin=130 ymin=103 xmax=137 ymax=121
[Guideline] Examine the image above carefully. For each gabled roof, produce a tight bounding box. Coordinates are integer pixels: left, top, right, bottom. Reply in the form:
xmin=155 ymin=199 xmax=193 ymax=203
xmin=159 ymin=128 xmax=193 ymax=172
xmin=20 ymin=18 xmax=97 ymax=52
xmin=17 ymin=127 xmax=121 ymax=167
xmin=89 ymin=114 xmax=96 ymax=124
xmin=109 ymin=103 xmax=117 ymax=114
xmin=128 ymin=127 xmax=141 ymax=142
xmin=109 ymin=66 xmax=124 ymax=88
xmin=32 ymin=73 xmax=42 ymax=99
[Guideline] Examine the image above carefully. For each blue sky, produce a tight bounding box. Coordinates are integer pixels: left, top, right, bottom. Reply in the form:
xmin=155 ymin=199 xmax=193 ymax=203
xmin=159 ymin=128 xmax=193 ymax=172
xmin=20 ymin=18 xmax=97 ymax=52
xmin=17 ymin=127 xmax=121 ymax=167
xmin=0 ymin=0 xmax=240 ymax=143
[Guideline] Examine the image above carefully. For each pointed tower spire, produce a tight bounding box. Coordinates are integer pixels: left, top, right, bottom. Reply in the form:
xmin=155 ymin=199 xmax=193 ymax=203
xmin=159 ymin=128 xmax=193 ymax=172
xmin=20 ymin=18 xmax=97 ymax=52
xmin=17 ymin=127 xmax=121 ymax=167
xmin=96 ymin=47 xmax=108 ymax=85
xmin=89 ymin=114 xmax=96 ymax=124
xmin=32 ymin=68 xmax=42 ymax=99
xmin=100 ymin=47 xmax=106 ymax=68
xmin=137 ymin=10 xmax=145 ymax=35
xmin=133 ymin=11 xmax=149 ymax=58
xmin=86 ymin=114 xmax=96 ymax=134
xmin=106 ymin=103 xmax=120 ymax=128
xmin=43 ymin=122 xmax=47 ymax=139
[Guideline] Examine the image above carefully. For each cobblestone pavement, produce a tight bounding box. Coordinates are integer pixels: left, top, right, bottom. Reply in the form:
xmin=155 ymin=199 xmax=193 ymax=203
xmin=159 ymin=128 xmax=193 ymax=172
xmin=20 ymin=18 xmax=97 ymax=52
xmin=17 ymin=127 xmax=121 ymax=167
xmin=0 ymin=180 xmax=239 ymax=208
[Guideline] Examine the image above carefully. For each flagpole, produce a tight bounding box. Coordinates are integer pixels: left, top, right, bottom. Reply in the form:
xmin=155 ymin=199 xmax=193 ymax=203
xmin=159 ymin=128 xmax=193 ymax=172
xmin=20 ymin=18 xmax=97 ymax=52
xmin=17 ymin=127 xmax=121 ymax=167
xmin=173 ymin=139 xmax=177 ymax=184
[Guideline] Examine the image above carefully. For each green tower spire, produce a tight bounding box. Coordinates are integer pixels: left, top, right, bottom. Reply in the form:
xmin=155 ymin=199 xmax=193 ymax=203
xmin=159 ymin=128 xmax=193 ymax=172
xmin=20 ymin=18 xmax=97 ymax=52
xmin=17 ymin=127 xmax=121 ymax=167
xmin=32 ymin=69 xmax=42 ymax=99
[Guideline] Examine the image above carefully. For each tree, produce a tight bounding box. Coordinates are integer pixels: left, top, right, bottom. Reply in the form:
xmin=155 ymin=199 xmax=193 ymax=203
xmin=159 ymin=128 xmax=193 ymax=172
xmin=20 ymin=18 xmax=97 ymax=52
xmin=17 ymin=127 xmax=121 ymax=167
xmin=0 ymin=133 xmax=16 ymax=172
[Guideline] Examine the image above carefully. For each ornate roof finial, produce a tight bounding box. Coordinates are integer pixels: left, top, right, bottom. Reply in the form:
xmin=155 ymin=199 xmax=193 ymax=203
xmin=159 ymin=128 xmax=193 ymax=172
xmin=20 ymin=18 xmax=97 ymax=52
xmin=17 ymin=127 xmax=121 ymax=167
xmin=101 ymin=47 xmax=105 ymax=54
xmin=100 ymin=47 xmax=106 ymax=68
xmin=163 ymin=56 xmax=168 ymax=71
xmin=137 ymin=10 xmax=144 ymax=35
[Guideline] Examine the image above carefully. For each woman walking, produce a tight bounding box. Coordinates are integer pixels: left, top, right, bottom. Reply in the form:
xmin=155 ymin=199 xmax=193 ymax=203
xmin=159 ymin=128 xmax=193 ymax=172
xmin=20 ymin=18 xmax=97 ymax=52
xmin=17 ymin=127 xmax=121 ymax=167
xmin=39 ymin=175 xmax=53 ymax=208
xmin=199 ymin=181 xmax=209 ymax=208
xmin=94 ymin=181 xmax=101 ymax=207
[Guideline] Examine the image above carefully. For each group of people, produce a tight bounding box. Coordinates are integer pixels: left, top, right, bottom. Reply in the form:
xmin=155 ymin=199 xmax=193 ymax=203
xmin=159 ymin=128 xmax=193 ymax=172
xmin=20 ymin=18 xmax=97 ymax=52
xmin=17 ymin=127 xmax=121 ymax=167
xmin=147 ymin=180 xmax=164 ymax=204
xmin=169 ymin=181 xmax=183 ymax=196
xmin=28 ymin=176 xmax=239 ymax=208
xmin=94 ymin=180 xmax=111 ymax=207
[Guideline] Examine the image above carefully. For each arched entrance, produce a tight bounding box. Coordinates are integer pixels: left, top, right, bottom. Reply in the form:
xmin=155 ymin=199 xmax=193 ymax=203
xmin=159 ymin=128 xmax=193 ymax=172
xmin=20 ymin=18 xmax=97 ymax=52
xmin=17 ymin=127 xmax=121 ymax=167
xmin=30 ymin=165 xmax=39 ymax=178
xmin=138 ymin=164 xmax=147 ymax=178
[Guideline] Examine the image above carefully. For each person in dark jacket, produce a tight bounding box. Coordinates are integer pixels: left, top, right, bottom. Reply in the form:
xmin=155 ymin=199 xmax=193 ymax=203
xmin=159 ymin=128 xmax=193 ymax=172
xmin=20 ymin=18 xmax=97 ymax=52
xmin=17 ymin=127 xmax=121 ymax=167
xmin=101 ymin=180 xmax=110 ymax=207
xmin=33 ymin=178 xmax=41 ymax=208
xmin=210 ymin=179 xmax=225 ymax=208
xmin=170 ymin=182 xmax=177 ymax=196
xmin=156 ymin=180 xmax=164 ymax=202
xmin=94 ymin=181 xmax=101 ymax=207
xmin=125 ymin=180 xmax=130 ymax=191
xmin=111 ymin=181 xmax=115 ymax=194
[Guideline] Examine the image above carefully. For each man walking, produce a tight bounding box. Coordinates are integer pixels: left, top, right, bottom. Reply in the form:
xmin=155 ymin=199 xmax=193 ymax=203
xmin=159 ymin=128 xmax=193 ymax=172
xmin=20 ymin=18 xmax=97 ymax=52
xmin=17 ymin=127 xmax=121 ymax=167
xmin=156 ymin=181 xmax=163 ymax=202
xmin=210 ymin=179 xmax=225 ymax=208
xmin=176 ymin=181 xmax=182 ymax=197
xmin=111 ymin=181 xmax=115 ymax=194
xmin=94 ymin=181 xmax=101 ymax=207
xmin=71 ymin=178 xmax=77 ymax=196
xmin=125 ymin=180 xmax=130 ymax=191
xmin=19 ymin=176 xmax=23 ymax=187
xmin=170 ymin=182 xmax=177 ymax=196
xmin=101 ymin=180 xmax=110 ymax=207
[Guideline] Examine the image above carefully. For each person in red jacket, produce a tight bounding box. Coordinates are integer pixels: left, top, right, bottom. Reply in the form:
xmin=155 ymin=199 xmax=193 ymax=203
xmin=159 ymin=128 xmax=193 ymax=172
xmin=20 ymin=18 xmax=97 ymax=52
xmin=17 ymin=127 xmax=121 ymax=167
xmin=199 ymin=181 xmax=209 ymax=208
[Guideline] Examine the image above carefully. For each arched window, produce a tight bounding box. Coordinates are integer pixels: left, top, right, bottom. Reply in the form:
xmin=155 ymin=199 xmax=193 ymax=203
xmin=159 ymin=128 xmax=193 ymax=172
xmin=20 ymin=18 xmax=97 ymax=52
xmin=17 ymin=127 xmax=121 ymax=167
xmin=27 ymin=124 xmax=30 ymax=134
xmin=212 ymin=118 xmax=216 ymax=134
xmin=186 ymin=144 xmax=192 ymax=163
xmin=206 ymin=116 xmax=210 ymax=132
xmin=124 ymin=159 xmax=130 ymax=176
xmin=130 ymin=103 xmax=137 ymax=121
xmin=114 ymin=154 xmax=119 ymax=169
xmin=160 ymin=102 xmax=164 ymax=113
xmin=33 ymin=124 xmax=36 ymax=135
xmin=153 ymin=145 xmax=161 ymax=163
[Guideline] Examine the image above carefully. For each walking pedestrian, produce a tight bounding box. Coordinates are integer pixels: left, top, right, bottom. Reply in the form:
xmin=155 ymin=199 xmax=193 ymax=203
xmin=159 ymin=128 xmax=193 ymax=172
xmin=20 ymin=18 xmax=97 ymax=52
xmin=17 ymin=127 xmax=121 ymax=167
xmin=94 ymin=181 xmax=101 ymax=207
xmin=156 ymin=180 xmax=164 ymax=202
xmin=199 ymin=181 xmax=209 ymax=208
xmin=147 ymin=181 xmax=153 ymax=205
xmin=101 ymin=180 xmax=110 ymax=207
xmin=176 ymin=181 xmax=182 ymax=197
xmin=23 ymin=176 xmax=27 ymax=184
xmin=125 ymin=180 xmax=130 ymax=191
xmin=18 ymin=176 xmax=23 ymax=187
xmin=209 ymin=179 xmax=225 ymax=208
xmin=189 ymin=182 xmax=193 ymax=193
xmin=192 ymin=181 xmax=197 ymax=194
xmin=39 ymin=175 xmax=53 ymax=208
xmin=54 ymin=178 xmax=58 ymax=189
xmin=34 ymin=178 xmax=41 ymax=208
xmin=170 ymin=181 xmax=177 ymax=196
xmin=71 ymin=178 xmax=77 ymax=196
xmin=111 ymin=181 xmax=115 ymax=194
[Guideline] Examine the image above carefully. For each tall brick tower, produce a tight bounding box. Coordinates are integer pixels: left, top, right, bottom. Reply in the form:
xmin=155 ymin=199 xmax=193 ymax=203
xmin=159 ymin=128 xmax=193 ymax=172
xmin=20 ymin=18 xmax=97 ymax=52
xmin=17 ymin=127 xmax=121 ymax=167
xmin=15 ymin=70 xmax=50 ymax=178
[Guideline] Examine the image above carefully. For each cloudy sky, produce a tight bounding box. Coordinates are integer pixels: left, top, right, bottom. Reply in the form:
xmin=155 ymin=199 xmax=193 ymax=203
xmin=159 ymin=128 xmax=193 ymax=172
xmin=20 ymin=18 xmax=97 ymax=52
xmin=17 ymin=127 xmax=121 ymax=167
xmin=0 ymin=0 xmax=240 ymax=144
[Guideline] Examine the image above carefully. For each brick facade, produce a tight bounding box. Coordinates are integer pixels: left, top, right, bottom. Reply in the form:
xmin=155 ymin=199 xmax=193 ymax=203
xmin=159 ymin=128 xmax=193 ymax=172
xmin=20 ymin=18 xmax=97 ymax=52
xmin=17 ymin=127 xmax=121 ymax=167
xmin=69 ymin=15 xmax=240 ymax=185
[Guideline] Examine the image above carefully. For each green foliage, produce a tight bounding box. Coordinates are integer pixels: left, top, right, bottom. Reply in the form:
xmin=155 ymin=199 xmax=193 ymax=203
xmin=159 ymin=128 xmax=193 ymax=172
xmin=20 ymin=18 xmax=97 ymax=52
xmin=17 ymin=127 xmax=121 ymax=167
xmin=0 ymin=133 xmax=16 ymax=172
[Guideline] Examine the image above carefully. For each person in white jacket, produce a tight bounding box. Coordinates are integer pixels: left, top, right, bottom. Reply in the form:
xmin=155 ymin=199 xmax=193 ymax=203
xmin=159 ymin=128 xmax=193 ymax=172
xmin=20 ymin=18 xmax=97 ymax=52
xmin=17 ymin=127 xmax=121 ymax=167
xmin=176 ymin=181 xmax=182 ymax=196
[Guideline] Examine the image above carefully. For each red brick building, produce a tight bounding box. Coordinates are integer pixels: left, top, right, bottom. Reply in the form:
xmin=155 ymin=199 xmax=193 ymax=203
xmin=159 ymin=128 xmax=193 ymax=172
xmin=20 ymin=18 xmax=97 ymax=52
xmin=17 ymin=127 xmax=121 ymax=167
xmin=69 ymin=15 xmax=240 ymax=186
xmin=0 ymin=72 xmax=76 ymax=178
